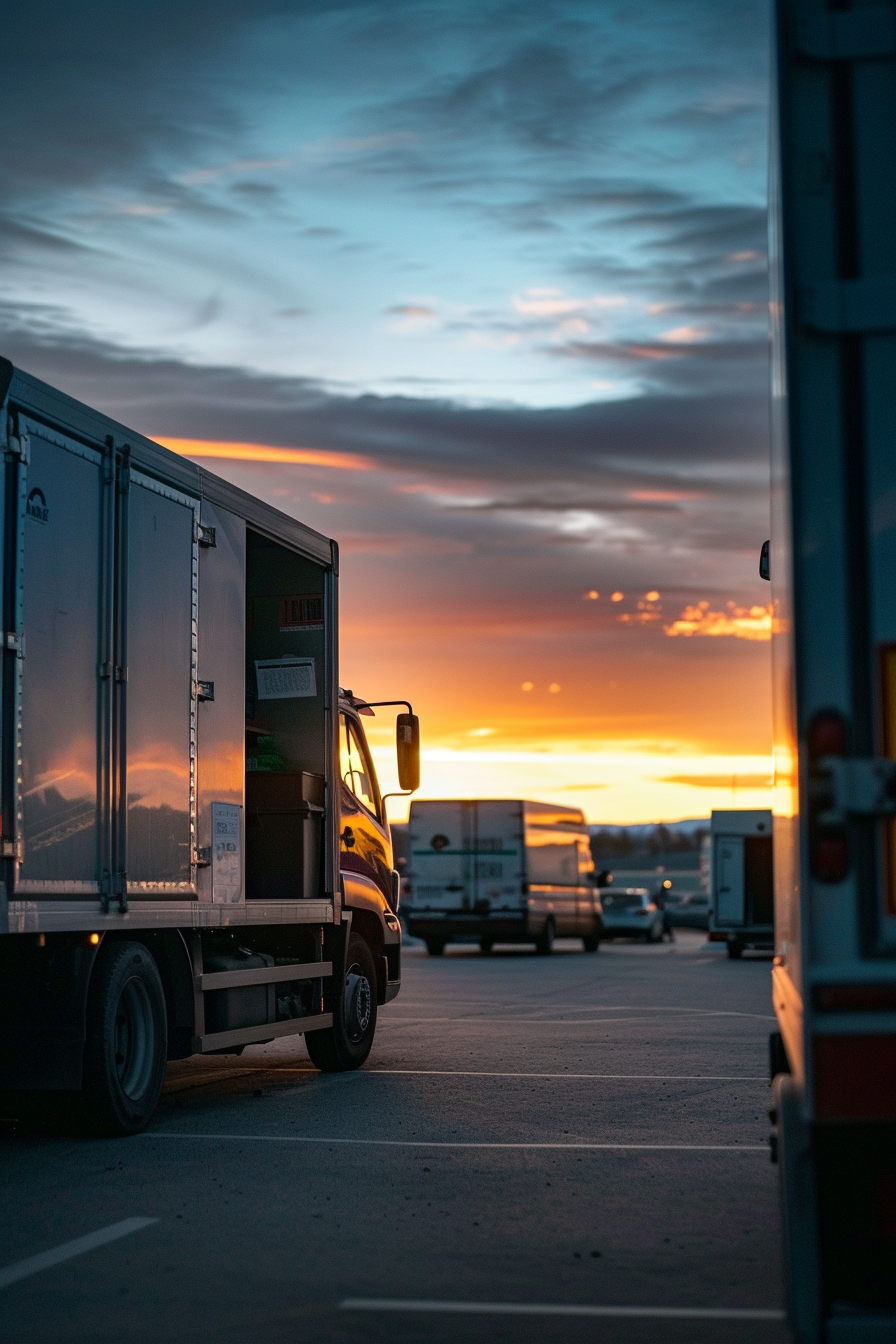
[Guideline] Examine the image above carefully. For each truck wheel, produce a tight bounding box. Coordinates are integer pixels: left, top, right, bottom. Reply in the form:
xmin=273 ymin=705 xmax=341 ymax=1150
xmin=306 ymin=933 xmax=378 ymax=1072
xmin=81 ymin=941 xmax=168 ymax=1136
xmin=425 ymin=939 xmax=446 ymax=957
xmin=582 ymin=927 xmax=600 ymax=952
xmin=534 ymin=917 xmax=555 ymax=956
xmin=769 ymin=1030 xmax=790 ymax=1081
xmin=727 ymin=941 xmax=743 ymax=959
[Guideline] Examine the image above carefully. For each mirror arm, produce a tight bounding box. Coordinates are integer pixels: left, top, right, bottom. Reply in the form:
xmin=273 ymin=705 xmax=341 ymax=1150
xmin=380 ymin=789 xmax=414 ymax=816
xmin=353 ymin=699 xmax=414 ymax=715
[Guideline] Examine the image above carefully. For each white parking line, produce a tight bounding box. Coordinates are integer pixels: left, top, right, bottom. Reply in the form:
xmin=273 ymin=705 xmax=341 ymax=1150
xmin=0 ymin=1218 xmax=159 ymax=1291
xmin=385 ymin=1006 xmax=776 ymax=1021
xmin=361 ymin=1070 xmax=767 ymax=1081
xmin=340 ymin=1297 xmax=786 ymax=1321
xmin=382 ymin=1013 xmax=776 ymax=1026
xmin=142 ymin=1133 xmax=767 ymax=1152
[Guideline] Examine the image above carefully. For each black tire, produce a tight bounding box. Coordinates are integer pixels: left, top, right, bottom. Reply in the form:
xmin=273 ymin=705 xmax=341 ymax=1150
xmin=534 ymin=917 xmax=555 ymax=956
xmin=727 ymin=941 xmax=743 ymax=959
xmin=769 ymin=1030 xmax=790 ymax=1081
xmin=582 ymin=927 xmax=600 ymax=953
xmin=305 ymin=933 xmax=378 ymax=1072
xmin=81 ymin=941 xmax=168 ymax=1136
xmin=425 ymin=938 xmax=446 ymax=957
xmin=479 ymin=939 xmax=494 ymax=955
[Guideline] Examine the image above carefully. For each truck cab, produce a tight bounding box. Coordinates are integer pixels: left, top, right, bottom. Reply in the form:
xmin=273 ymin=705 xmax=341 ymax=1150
xmin=337 ymin=692 xmax=405 ymax=1003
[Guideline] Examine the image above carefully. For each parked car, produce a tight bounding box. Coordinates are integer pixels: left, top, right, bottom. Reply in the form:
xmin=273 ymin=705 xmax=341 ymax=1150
xmin=600 ymin=889 xmax=669 ymax=942
xmin=663 ymin=891 xmax=711 ymax=930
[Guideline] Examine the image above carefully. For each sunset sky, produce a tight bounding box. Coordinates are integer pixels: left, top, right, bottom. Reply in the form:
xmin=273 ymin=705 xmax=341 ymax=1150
xmin=2 ymin=0 xmax=773 ymax=822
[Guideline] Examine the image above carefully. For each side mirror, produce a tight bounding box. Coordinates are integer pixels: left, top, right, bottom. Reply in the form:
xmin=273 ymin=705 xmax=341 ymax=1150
xmin=396 ymin=713 xmax=420 ymax=792
xmin=759 ymin=539 xmax=770 ymax=582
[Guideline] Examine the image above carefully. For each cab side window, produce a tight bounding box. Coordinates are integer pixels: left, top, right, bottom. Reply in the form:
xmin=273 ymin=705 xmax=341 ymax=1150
xmin=340 ymin=714 xmax=380 ymax=819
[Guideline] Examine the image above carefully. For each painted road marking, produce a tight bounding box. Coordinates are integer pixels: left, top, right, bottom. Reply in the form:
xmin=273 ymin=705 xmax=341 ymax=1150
xmin=363 ymin=1070 xmax=767 ymax=1081
xmin=340 ymin=1297 xmax=785 ymax=1321
xmin=0 ymin=1218 xmax=159 ymax=1291
xmin=180 ymin=1067 xmax=766 ymax=1081
xmin=142 ymin=1133 xmax=767 ymax=1151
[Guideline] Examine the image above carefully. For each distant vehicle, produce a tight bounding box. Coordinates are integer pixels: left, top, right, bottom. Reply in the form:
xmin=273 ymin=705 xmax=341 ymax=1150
xmin=403 ymin=799 xmax=602 ymax=955
xmin=600 ymin=889 xmax=669 ymax=943
xmin=708 ymin=810 xmax=773 ymax=958
xmin=663 ymin=891 xmax=711 ymax=930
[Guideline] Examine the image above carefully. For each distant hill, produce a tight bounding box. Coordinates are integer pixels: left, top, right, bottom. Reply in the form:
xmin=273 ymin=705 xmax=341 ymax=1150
xmin=589 ymin=819 xmax=709 ymax=859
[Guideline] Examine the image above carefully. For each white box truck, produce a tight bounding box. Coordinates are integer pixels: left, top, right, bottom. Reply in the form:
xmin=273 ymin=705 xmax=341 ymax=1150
xmin=769 ymin=0 xmax=896 ymax=1334
xmin=403 ymin=799 xmax=603 ymax=955
xmin=0 ymin=359 xmax=419 ymax=1135
xmin=708 ymin=809 xmax=774 ymax=958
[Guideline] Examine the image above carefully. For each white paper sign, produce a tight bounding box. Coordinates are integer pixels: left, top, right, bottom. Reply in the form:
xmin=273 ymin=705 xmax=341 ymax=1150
xmin=211 ymin=802 xmax=242 ymax=904
xmin=255 ymin=656 xmax=317 ymax=700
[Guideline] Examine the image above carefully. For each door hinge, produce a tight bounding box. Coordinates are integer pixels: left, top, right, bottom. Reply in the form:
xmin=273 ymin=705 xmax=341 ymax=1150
xmin=4 ymin=632 xmax=24 ymax=656
xmin=114 ymin=665 xmax=128 ymax=683
xmin=197 ymin=679 xmax=215 ymax=702
xmin=195 ymin=846 xmax=212 ymax=868
xmin=6 ymin=433 xmax=29 ymax=464
xmin=1 ymin=840 xmax=18 ymax=859
xmin=114 ymin=870 xmax=128 ymax=914
xmin=818 ymin=757 xmax=896 ymax=823
xmin=197 ymin=523 xmax=217 ymax=548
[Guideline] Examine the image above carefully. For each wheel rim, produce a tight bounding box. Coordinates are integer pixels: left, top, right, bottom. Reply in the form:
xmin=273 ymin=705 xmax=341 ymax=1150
xmin=113 ymin=975 xmax=156 ymax=1100
xmin=343 ymin=963 xmax=372 ymax=1043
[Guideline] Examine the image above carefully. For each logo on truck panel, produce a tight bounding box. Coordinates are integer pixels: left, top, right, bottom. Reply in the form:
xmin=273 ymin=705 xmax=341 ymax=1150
xmin=26 ymin=488 xmax=49 ymax=524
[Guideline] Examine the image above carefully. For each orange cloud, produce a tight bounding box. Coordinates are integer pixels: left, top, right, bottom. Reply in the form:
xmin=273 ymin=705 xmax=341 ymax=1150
xmin=664 ymin=601 xmax=773 ymax=641
xmin=156 ymin=437 xmax=373 ymax=470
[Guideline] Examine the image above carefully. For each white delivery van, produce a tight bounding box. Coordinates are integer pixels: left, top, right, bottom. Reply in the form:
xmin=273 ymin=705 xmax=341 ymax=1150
xmin=709 ymin=810 xmax=774 ymax=958
xmin=403 ymin=799 xmax=602 ymax=955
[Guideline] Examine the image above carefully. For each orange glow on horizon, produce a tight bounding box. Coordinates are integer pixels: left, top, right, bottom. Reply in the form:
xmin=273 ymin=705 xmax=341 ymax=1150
xmin=156 ymin=437 xmax=373 ymax=471
xmin=664 ymin=601 xmax=774 ymax=642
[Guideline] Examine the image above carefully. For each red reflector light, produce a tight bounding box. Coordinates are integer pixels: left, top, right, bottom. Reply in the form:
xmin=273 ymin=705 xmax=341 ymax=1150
xmin=814 ymin=1035 xmax=896 ymax=1120
xmin=808 ymin=709 xmax=848 ymax=761
xmin=811 ymin=830 xmax=849 ymax=883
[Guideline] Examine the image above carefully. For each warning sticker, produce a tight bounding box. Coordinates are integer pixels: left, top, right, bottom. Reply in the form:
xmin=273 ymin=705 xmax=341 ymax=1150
xmin=256 ymin=656 xmax=317 ymax=699
xmin=279 ymin=594 xmax=324 ymax=632
xmin=211 ymin=802 xmax=241 ymax=904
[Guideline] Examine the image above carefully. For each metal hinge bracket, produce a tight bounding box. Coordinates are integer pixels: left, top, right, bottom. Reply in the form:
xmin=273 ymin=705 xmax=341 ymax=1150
xmin=4 ymin=632 xmax=24 ymax=656
xmin=114 ymin=870 xmax=128 ymax=914
xmin=197 ymin=523 xmax=217 ymax=548
xmin=1 ymin=840 xmax=18 ymax=859
xmin=819 ymin=757 xmax=896 ymax=823
xmin=6 ymin=433 xmax=29 ymax=464
xmin=195 ymin=846 xmax=212 ymax=868
xmin=197 ymin=679 xmax=215 ymax=702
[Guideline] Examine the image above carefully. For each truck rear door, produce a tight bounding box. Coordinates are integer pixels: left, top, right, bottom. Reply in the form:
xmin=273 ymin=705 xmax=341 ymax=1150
xmin=408 ymin=802 xmax=471 ymax=909
xmin=472 ymin=800 xmax=524 ymax=908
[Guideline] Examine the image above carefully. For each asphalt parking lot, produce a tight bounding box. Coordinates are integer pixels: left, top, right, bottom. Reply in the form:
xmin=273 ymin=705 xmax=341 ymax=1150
xmin=0 ymin=930 xmax=786 ymax=1344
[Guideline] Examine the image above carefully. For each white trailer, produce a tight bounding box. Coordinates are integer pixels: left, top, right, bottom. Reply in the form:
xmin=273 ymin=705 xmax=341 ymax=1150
xmin=770 ymin=0 xmax=896 ymax=1335
xmin=0 ymin=360 xmax=419 ymax=1135
xmin=709 ymin=809 xmax=774 ymax=958
xmin=403 ymin=799 xmax=602 ymax=955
